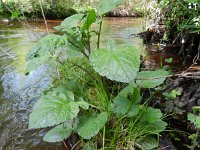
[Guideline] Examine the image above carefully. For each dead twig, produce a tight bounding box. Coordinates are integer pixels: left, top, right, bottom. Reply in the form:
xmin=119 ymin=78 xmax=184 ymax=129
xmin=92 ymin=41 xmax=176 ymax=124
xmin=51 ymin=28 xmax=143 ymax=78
xmin=38 ymin=0 xmax=49 ymax=34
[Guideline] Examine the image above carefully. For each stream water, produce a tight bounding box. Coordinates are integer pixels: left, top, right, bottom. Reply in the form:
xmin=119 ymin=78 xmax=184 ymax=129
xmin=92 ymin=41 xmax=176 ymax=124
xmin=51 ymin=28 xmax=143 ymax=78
xmin=0 ymin=17 xmax=147 ymax=150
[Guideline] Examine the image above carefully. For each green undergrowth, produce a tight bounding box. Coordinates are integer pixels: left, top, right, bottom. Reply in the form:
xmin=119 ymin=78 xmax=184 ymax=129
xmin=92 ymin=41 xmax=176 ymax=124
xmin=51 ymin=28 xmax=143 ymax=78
xmin=0 ymin=0 xmax=153 ymax=19
xmin=25 ymin=0 xmax=170 ymax=149
xmin=159 ymin=0 xmax=200 ymax=61
xmin=0 ymin=0 xmax=77 ymax=19
xmin=159 ymin=0 xmax=200 ymax=148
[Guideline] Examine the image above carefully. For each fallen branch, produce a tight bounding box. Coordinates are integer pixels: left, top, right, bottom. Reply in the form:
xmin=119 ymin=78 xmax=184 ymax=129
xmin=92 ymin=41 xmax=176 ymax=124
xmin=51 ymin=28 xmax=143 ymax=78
xmin=135 ymin=70 xmax=200 ymax=80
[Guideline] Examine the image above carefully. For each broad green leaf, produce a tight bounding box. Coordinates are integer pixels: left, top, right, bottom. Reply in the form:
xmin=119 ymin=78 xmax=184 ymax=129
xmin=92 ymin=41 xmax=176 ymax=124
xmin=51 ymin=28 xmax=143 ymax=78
xmin=127 ymin=104 xmax=140 ymax=117
xmin=97 ymin=0 xmax=124 ymax=16
xmin=141 ymin=107 xmax=163 ymax=123
xmin=25 ymin=34 xmax=82 ymax=73
xmin=137 ymin=136 xmax=158 ymax=150
xmin=147 ymin=120 xmax=167 ymax=133
xmin=25 ymin=34 xmax=66 ymax=72
xmin=115 ymin=83 xmax=141 ymax=104
xmin=54 ymin=14 xmax=84 ymax=32
xmin=43 ymin=124 xmax=73 ymax=142
xmin=111 ymin=83 xmax=141 ymax=117
xmin=90 ymin=44 xmax=140 ymax=83
xmin=26 ymin=52 xmax=53 ymax=72
xmin=115 ymin=82 xmax=136 ymax=98
xmin=29 ymin=97 xmax=79 ymax=129
xmin=82 ymin=9 xmax=96 ymax=30
xmin=46 ymin=86 xmax=75 ymax=101
xmin=112 ymin=96 xmax=139 ymax=117
xmin=77 ymin=112 xmax=108 ymax=139
xmin=131 ymin=86 xmax=142 ymax=103
xmin=29 ymin=89 xmax=89 ymax=129
xmin=26 ymin=34 xmax=66 ymax=61
xmin=136 ymin=69 xmax=169 ymax=88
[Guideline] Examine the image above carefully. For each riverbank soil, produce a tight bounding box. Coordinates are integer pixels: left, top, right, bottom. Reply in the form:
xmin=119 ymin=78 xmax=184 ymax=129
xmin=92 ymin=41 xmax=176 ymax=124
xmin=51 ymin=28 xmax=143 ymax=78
xmin=142 ymin=20 xmax=200 ymax=149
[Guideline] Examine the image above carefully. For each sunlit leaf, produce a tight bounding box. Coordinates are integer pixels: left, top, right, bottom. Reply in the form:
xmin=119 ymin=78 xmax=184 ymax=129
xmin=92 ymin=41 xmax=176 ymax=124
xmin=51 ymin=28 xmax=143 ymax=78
xmin=43 ymin=124 xmax=73 ymax=142
xmin=136 ymin=69 xmax=169 ymax=88
xmin=127 ymin=104 xmax=140 ymax=117
xmin=112 ymin=96 xmax=139 ymax=117
xmin=131 ymin=87 xmax=142 ymax=103
xmin=147 ymin=120 xmax=167 ymax=133
xmin=188 ymin=113 xmax=200 ymax=129
xmin=112 ymin=84 xmax=141 ymax=117
xmin=54 ymin=14 xmax=84 ymax=32
xmin=25 ymin=34 xmax=67 ymax=72
xmin=77 ymin=101 xmax=90 ymax=110
xmin=29 ymin=88 xmax=89 ymax=129
xmin=26 ymin=52 xmax=53 ymax=72
xmin=115 ymin=82 xmax=136 ymax=98
xmin=82 ymin=9 xmax=96 ymax=30
xmin=90 ymin=44 xmax=140 ymax=83
xmin=77 ymin=112 xmax=108 ymax=139
xmin=26 ymin=34 xmax=66 ymax=61
xmin=97 ymin=0 xmax=124 ymax=16
xmin=141 ymin=107 xmax=163 ymax=123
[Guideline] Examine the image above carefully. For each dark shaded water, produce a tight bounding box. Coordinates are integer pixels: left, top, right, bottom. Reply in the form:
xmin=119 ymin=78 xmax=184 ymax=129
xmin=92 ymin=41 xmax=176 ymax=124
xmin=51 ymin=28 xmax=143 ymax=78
xmin=0 ymin=18 xmax=146 ymax=150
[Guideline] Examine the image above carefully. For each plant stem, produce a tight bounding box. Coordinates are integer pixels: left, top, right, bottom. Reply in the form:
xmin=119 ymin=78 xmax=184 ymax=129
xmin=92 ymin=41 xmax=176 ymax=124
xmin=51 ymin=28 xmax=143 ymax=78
xmin=103 ymin=126 xmax=105 ymax=150
xmin=97 ymin=17 xmax=103 ymax=49
xmin=87 ymin=29 xmax=91 ymax=54
xmin=81 ymin=50 xmax=89 ymax=59
xmin=39 ymin=0 xmax=49 ymax=33
xmin=67 ymin=40 xmax=89 ymax=59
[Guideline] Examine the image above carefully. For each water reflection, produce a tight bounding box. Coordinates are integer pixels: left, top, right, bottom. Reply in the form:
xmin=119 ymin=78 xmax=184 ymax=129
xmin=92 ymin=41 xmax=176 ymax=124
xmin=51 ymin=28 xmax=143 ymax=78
xmin=0 ymin=17 xmax=145 ymax=149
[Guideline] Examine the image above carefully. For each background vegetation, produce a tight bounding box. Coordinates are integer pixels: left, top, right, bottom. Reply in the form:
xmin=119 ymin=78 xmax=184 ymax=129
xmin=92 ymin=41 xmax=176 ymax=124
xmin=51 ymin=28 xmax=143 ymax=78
xmin=0 ymin=0 xmax=155 ymax=19
xmin=159 ymin=0 xmax=200 ymax=62
xmin=0 ymin=0 xmax=200 ymax=149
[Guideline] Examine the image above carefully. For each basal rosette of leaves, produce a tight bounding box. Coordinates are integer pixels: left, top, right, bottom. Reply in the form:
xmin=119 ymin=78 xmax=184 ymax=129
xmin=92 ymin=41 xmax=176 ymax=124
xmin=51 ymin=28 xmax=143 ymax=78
xmin=26 ymin=0 xmax=169 ymax=149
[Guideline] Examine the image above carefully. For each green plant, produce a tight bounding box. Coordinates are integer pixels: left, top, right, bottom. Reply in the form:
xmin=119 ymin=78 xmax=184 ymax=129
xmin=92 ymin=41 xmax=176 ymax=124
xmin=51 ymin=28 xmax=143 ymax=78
xmin=165 ymin=58 xmax=173 ymax=63
xmin=162 ymin=89 xmax=182 ymax=100
xmin=159 ymin=0 xmax=200 ymax=60
xmin=188 ymin=106 xmax=200 ymax=150
xmin=0 ymin=0 xmax=77 ymax=19
xmin=26 ymin=0 xmax=169 ymax=149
